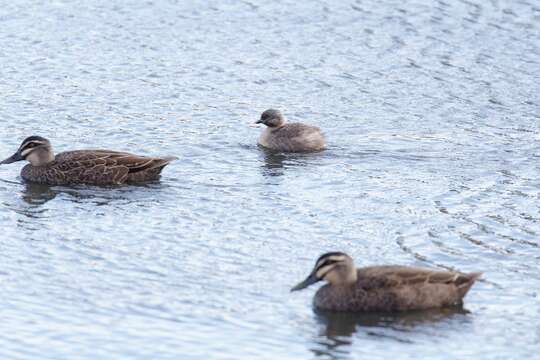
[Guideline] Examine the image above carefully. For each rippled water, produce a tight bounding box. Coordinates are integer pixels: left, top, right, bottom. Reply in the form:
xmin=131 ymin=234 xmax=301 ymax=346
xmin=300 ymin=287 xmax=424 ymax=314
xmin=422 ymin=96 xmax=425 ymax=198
xmin=0 ymin=0 xmax=539 ymax=359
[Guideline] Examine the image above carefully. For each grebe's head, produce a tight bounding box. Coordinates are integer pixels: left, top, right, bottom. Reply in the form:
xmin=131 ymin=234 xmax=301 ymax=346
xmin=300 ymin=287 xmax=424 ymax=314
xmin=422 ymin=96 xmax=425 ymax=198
xmin=255 ymin=109 xmax=285 ymax=128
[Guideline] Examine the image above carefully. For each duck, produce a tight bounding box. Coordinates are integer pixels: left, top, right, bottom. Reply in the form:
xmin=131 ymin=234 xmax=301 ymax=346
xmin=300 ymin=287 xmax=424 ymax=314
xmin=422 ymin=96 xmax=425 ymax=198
xmin=0 ymin=136 xmax=177 ymax=185
xmin=255 ymin=109 xmax=325 ymax=152
xmin=291 ymin=252 xmax=481 ymax=312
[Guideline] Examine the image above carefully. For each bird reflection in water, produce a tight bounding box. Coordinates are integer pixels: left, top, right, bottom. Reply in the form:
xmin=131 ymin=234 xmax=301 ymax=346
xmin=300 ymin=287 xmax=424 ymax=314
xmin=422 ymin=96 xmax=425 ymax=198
xmin=261 ymin=149 xmax=289 ymax=177
xmin=20 ymin=181 xmax=164 ymax=207
xmin=260 ymin=148 xmax=325 ymax=177
xmin=21 ymin=182 xmax=58 ymax=205
xmin=8 ymin=183 xmax=57 ymax=229
xmin=311 ymin=307 xmax=470 ymax=359
xmin=20 ymin=182 xmax=111 ymax=206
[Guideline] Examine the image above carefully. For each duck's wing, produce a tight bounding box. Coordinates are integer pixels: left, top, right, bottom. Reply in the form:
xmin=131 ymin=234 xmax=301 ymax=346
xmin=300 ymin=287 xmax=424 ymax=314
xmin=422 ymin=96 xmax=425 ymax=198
xmin=357 ymin=266 xmax=482 ymax=291
xmin=54 ymin=150 xmax=177 ymax=184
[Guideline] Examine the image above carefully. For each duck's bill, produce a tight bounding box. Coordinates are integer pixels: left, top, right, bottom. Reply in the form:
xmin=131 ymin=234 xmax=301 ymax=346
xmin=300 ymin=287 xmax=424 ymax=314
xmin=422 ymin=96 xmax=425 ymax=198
xmin=0 ymin=152 xmax=23 ymax=165
xmin=290 ymin=273 xmax=319 ymax=292
xmin=254 ymin=119 xmax=263 ymax=124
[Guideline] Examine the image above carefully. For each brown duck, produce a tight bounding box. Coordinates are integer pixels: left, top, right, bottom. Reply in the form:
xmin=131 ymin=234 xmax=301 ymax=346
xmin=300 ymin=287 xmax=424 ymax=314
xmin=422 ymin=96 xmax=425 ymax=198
xmin=255 ymin=109 xmax=325 ymax=152
xmin=291 ymin=252 xmax=481 ymax=312
xmin=0 ymin=136 xmax=177 ymax=185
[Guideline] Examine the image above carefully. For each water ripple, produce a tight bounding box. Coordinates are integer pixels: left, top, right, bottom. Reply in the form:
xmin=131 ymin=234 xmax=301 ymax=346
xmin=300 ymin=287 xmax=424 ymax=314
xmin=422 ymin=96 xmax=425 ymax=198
xmin=0 ymin=0 xmax=539 ymax=359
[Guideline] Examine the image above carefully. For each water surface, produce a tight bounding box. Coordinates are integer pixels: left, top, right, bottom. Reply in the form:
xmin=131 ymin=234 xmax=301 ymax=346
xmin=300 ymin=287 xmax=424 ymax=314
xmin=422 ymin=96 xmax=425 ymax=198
xmin=0 ymin=0 xmax=539 ymax=359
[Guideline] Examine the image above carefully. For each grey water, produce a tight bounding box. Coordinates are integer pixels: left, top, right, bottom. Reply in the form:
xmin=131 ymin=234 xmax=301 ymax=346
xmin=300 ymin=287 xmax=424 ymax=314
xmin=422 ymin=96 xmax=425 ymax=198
xmin=0 ymin=0 xmax=538 ymax=359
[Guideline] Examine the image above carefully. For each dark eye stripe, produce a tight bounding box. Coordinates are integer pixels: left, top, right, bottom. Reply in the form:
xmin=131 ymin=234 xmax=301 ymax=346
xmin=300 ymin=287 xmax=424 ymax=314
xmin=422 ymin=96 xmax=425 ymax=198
xmin=23 ymin=142 xmax=43 ymax=149
xmin=316 ymin=259 xmax=339 ymax=271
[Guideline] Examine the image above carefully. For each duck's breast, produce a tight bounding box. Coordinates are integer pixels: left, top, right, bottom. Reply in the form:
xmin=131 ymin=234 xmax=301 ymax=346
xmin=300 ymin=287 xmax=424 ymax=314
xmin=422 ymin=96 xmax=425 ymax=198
xmin=21 ymin=164 xmax=62 ymax=184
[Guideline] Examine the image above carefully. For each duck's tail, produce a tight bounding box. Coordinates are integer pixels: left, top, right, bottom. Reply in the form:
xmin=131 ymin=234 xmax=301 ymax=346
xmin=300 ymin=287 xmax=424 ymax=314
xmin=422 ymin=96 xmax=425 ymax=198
xmin=149 ymin=156 xmax=178 ymax=171
xmin=457 ymin=272 xmax=482 ymax=298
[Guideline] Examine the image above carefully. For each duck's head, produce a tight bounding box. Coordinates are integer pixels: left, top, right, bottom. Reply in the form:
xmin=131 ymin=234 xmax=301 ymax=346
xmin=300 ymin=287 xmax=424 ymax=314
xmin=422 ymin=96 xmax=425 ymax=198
xmin=0 ymin=136 xmax=55 ymax=166
xmin=256 ymin=109 xmax=285 ymax=128
xmin=291 ymin=252 xmax=357 ymax=291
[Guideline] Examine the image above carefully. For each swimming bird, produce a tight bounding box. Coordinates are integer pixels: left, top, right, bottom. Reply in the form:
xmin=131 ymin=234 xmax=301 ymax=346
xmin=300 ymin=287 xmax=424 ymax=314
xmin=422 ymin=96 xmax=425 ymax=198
xmin=255 ymin=109 xmax=325 ymax=152
xmin=0 ymin=136 xmax=177 ymax=185
xmin=291 ymin=252 xmax=481 ymax=312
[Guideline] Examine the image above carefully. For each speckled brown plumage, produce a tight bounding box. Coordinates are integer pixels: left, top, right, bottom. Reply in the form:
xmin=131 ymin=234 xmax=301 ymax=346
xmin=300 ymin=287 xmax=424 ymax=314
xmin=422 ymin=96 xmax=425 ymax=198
xmin=291 ymin=252 xmax=481 ymax=313
xmin=313 ymin=266 xmax=481 ymax=312
xmin=21 ymin=150 xmax=176 ymax=185
xmin=1 ymin=136 xmax=177 ymax=185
